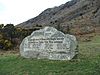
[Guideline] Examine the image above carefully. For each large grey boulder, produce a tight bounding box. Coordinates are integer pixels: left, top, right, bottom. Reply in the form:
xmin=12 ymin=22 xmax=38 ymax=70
xmin=20 ymin=27 xmax=78 ymax=60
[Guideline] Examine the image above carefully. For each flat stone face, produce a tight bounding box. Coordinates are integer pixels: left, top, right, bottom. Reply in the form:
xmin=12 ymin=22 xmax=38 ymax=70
xmin=20 ymin=27 xmax=78 ymax=60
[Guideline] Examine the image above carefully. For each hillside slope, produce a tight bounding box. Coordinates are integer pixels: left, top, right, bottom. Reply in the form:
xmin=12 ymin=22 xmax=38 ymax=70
xmin=17 ymin=0 xmax=100 ymax=34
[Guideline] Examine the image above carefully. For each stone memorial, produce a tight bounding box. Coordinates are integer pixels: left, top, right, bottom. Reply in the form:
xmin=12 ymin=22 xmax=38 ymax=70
xmin=20 ymin=27 xmax=78 ymax=60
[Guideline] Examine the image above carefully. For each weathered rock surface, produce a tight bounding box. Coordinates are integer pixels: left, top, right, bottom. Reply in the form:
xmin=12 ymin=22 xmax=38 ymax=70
xmin=20 ymin=27 xmax=78 ymax=60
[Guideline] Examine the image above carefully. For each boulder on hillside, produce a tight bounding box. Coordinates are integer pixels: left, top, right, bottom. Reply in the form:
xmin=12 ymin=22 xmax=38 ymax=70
xmin=20 ymin=27 xmax=78 ymax=60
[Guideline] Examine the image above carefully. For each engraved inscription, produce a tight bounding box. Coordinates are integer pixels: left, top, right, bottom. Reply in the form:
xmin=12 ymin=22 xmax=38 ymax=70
xmin=20 ymin=27 xmax=77 ymax=60
xmin=27 ymin=37 xmax=66 ymax=51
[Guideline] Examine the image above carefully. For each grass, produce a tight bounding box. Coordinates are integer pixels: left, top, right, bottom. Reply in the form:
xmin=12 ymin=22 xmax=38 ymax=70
xmin=1 ymin=55 xmax=100 ymax=75
xmin=0 ymin=35 xmax=100 ymax=75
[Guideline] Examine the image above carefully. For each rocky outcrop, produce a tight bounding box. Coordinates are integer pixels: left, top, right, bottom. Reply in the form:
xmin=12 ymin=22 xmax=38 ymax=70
xmin=17 ymin=0 xmax=100 ymax=34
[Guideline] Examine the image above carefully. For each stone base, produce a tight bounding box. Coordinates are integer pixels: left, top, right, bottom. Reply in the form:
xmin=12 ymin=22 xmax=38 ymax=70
xmin=21 ymin=51 xmax=75 ymax=60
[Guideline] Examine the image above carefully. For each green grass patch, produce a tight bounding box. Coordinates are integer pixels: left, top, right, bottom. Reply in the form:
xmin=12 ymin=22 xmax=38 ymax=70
xmin=0 ymin=35 xmax=100 ymax=75
xmin=0 ymin=55 xmax=100 ymax=75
